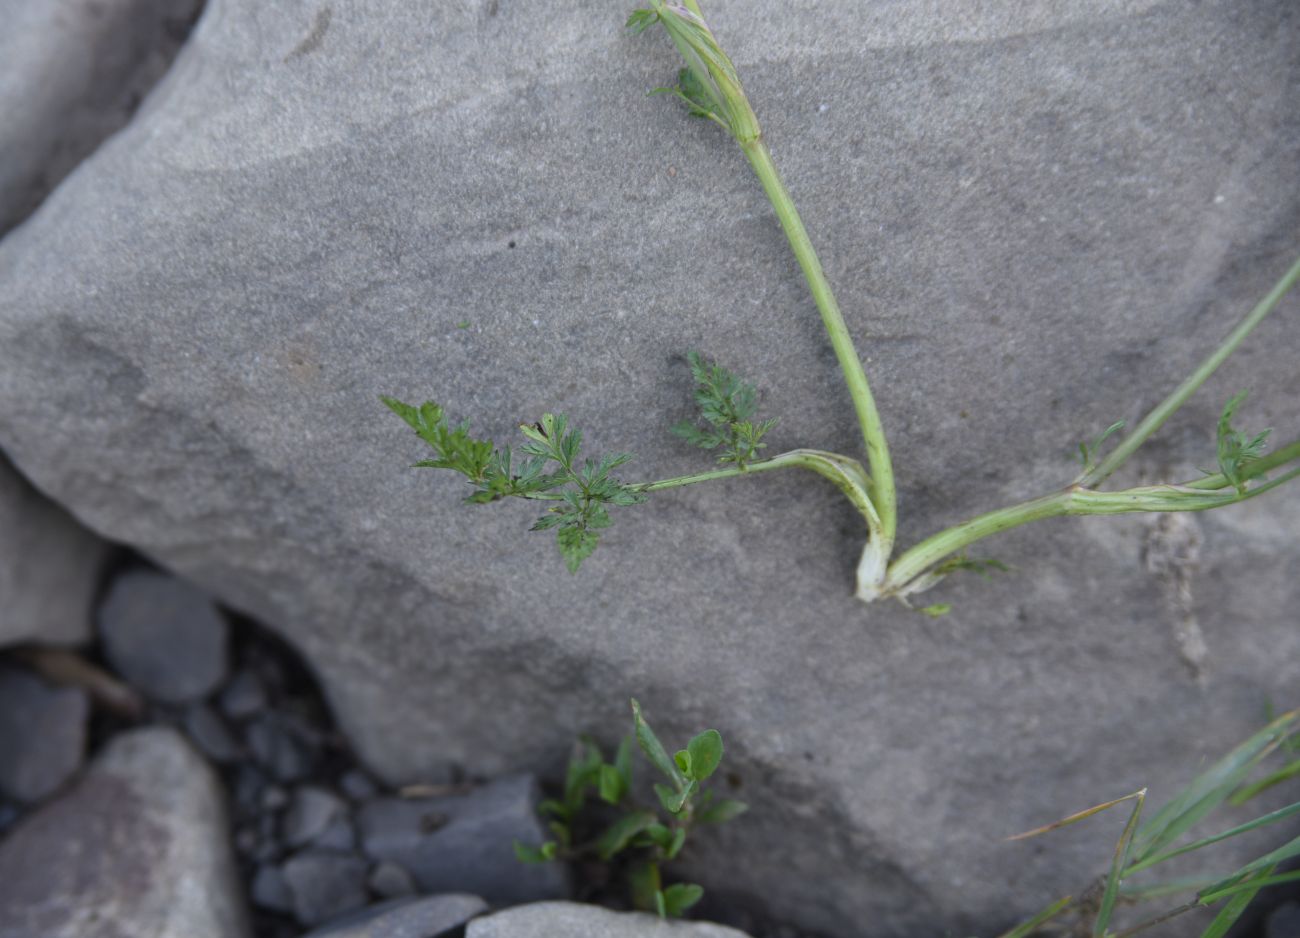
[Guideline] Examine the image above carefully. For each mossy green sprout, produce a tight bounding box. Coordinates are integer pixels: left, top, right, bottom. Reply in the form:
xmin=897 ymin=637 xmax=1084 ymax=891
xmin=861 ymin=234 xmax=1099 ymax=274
xmin=386 ymin=1 xmax=1300 ymax=610
xmin=513 ymin=699 xmax=746 ymax=919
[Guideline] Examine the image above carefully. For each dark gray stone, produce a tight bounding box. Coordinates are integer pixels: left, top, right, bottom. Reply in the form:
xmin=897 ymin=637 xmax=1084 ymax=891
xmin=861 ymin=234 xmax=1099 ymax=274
xmin=358 ymin=775 xmax=568 ymax=906
xmin=367 ymin=861 xmax=417 ymax=899
xmin=252 ymin=863 xmax=295 ymax=914
xmin=0 ymin=455 xmax=108 ymax=649
xmin=302 ymin=894 xmax=489 ymax=938
xmin=285 ymin=785 xmax=350 ymax=848
xmin=340 ymin=769 xmax=380 ymax=802
xmin=97 ymin=569 xmax=229 ymax=702
xmin=220 ymin=669 xmax=269 ymax=721
xmin=0 ymin=665 xmax=88 ymax=803
xmin=246 ymin=712 xmax=318 ymax=782
xmin=1268 ymin=902 xmax=1300 ymax=938
xmin=0 ymin=727 xmax=250 ymax=937
xmin=466 ymin=903 xmax=751 ymax=938
xmin=184 ymin=703 xmax=243 ymax=763
xmin=282 ymin=851 xmax=371 ymax=928
xmin=1 ymin=2 xmax=1299 ymax=935
xmin=316 ymin=816 xmax=358 ymax=852
xmin=0 ymin=0 xmax=201 ymax=233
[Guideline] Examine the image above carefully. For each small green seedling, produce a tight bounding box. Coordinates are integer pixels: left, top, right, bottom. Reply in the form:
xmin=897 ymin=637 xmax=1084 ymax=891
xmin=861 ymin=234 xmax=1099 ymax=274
xmin=514 ymin=698 xmax=747 ymax=919
xmin=999 ymin=708 xmax=1300 ymax=937
xmin=386 ymin=1 xmax=1300 ymax=609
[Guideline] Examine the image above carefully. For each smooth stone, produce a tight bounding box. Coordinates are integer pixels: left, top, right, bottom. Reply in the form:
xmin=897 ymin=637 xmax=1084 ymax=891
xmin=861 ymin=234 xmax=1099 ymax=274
xmin=183 ymin=703 xmax=243 ymax=763
xmin=302 ymin=894 xmax=488 ymax=938
xmin=0 ymin=665 xmax=88 ymax=803
xmin=0 ymin=455 xmax=108 ymax=649
xmin=0 ymin=726 xmax=250 ymax=937
xmin=358 ymin=775 xmax=568 ymax=906
xmin=252 ymin=863 xmax=296 ymax=914
xmin=367 ymin=860 xmax=417 ymax=899
xmin=282 ymin=850 xmax=371 ymax=928
xmin=465 ymin=902 xmax=752 ymax=938
xmin=220 ymin=669 xmax=269 ymax=720
xmin=284 ymin=785 xmax=350 ymax=848
xmin=97 ymin=568 xmax=229 ymax=703
xmin=340 ymin=769 xmax=380 ymax=802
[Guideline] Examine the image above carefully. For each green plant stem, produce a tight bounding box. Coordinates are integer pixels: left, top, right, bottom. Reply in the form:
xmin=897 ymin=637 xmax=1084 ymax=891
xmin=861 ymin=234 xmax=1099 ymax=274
xmin=1083 ymin=254 xmax=1300 ymax=487
xmin=1184 ymin=438 xmax=1300 ymax=490
xmin=882 ymin=462 xmax=1300 ymax=596
xmin=738 ymin=137 xmax=896 ymax=550
xmin=630 ymin=448 xmax=879 ymax=528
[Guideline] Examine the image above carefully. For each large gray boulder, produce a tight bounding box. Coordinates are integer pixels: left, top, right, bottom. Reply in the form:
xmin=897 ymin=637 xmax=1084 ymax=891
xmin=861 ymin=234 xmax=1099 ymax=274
xmin=466 ymin=903 xmax=750 ymax=938
xmin=0 ymin=2 xmax=1297 ymax=935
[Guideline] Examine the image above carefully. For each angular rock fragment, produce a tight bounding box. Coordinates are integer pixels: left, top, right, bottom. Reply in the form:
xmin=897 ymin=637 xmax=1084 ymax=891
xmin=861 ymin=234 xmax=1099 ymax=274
xmin=282 ymin=850 xmax=371 ymax=927
xmin=358 ymin=774 xmax=569 ymax=906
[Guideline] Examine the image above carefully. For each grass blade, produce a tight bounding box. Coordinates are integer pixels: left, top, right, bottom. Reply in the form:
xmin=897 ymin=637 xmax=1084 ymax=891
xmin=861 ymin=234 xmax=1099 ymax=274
xmin=1198 ymin=865 xmax=1276 ymax=938
xmin=1230 ymin=757 xmax=1300 ymax=805
xmin=1126 ymin=800 xmax=1300 ymax=875
xmin=1131 ymin=710 xmax=1299 ymax=864
xmin=1094 ymin=789 xmax=1146 ymax=937
xmin=1198 ymin=833 xmax=1300 ymax=901
xmin=1007 ymin=789 xmax=1146 ymax=841
xmin=996 ymin=896 xmax=1074 ymax=938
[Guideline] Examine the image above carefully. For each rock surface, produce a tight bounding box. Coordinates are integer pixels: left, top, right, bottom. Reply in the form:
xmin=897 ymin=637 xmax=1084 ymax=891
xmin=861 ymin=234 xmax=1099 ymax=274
xmin=98 ymin=568 xmax=231 ymax=702
xmin=358 ymin=775 xmax=568 ymax=905
xmin=0 ymin=726 xmax=250 ymax=938
xmin=0 ymin=1 xmax=1298 ymax=935
xmin=301 ymin=894 xmax=488 ymax=938
xmin=0 ymin=454 xmax=108 ymax=649
xmin=0 ymin=665 xmax=88 ymax=803
xmin=465 ymin=903 xmax=751 ymax=938
xmin=0 ymin=0 xmax=201 ymax=232
xmin=282 ymin=851 xmax=372 ymax=927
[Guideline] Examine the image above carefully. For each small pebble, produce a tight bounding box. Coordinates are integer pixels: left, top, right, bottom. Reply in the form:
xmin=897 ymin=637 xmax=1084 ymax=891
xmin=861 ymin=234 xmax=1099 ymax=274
xmin=182 ymin=704 xmax=242 ymax=763
xmin=261 ymin=784 xmax=290 ymax=813
xmin=218 ymin=669 xmax=267 ymax=720
xmin=300 ymin=894 xmax=488 ymax=938
xmin=367 ymin=860 xmax=416 ymax=899
xmin=282 ymin=850 xmax=370 ymax=927
xmin=0 ymin=665 xmax=89 ymax=804
xmin=251 ymin=863 xmax=295 ymax=913
xmin=338 ymin=769 xmax=379 ymax=802
xmin=96 ymin=569 xmax=229 ymax=703
xmin=314 ymin=816 xmax=356 ymax=852
xmin=284 ymin=786 xmax=348 ymax=848
xmin=246 ymin=714 xmax=317 ymax=782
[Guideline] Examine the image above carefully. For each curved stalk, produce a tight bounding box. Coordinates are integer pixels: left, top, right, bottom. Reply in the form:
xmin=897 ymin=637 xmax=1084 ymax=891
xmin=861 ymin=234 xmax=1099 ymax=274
xmin=739 ymin=138 xmax=897 ymax=555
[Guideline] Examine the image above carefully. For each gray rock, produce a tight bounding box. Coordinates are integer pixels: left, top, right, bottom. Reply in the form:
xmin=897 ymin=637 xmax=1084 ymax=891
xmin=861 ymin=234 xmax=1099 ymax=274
xmin=367 ymin=860 xmax=417 ymax=899
xmin=220 ymin=669 xmax=269 ymax=720
xmin=0 ymin=455 xmax=108 ymax=649
xmin=340 ymin=769 xmax=381 ymax=802
xmin=0 ymin=0 xmax=201 ymax=233
xmin=246 ymin=712 xmax=319 ymax=782
xmin=358 ymin=775 xmax=568 ymax=906
xmin=0 ymin=665 xmax=88 ymax=803
xmin=0 ymin=726 xmax=250 ymax=938
xmin=1268 ymin=902 xmax=1300 ymax=938
xmin=0 ymin=1 xmax=1298 ymax=935
xmin=316 ymin=815 xmax=358 ymax=852
xmin=302 ymin=894 xmax=489 ymax=938
xmin=466 ymin=903 xmax=751 ymax=938
xmin=283 ymin=851 xmax=372 ymax=928
xmin=285 ymin=785 xmax=351 ymax=848
xmin=252 ymin=863 xmax=296 ymax=914
xmin=97 ymin=568 xmax=229 ymax=702
xmin=183 ymin=703 xmax=243 ymax=762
